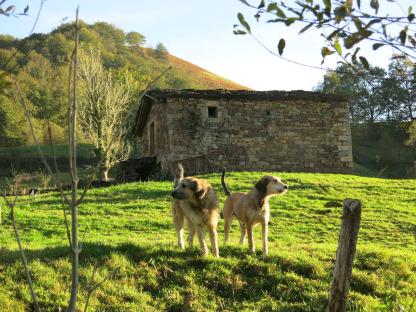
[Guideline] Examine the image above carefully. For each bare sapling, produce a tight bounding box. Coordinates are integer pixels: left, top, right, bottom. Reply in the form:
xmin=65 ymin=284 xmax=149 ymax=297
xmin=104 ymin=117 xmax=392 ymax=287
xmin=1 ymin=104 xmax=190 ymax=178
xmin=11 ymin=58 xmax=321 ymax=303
xmin=0 ymin=175 xmax=41 ymax=312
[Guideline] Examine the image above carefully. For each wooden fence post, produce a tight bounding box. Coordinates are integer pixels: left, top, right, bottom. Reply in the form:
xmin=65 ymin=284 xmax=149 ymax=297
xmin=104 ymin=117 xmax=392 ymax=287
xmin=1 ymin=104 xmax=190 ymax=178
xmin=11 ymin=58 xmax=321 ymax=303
xmin=328 ymin=198 xmax=362 ymax=312
xmin=182 ymin=291 xmax=191 ymax=312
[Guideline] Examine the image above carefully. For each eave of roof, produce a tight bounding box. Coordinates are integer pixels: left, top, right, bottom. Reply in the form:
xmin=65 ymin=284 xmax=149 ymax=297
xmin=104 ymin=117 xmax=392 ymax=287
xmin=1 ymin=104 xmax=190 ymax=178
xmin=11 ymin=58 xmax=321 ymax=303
xmin=133 ymin=89 xmax=347 ymax=136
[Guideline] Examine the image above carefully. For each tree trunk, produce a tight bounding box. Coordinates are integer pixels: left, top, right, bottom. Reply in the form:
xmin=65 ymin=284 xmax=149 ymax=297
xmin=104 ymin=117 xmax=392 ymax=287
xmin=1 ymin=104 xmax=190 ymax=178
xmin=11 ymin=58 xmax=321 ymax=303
xmin=100 ymin=166 xmax=109 ymax=181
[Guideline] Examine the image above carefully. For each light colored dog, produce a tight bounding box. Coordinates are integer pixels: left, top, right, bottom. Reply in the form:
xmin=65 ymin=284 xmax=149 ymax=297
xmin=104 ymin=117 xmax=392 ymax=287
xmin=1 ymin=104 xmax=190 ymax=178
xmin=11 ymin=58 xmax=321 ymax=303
xmin=171 ymin=164 xmax=220 ymax=257
xmin=221 ymin=168 xmax=288 ymax=256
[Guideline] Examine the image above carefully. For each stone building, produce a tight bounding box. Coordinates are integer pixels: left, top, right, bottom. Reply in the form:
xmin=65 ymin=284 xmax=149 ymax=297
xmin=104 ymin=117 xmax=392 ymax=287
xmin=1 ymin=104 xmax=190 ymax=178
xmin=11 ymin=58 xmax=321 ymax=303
xmin=130 ymin=89 xmax=352 ymax=178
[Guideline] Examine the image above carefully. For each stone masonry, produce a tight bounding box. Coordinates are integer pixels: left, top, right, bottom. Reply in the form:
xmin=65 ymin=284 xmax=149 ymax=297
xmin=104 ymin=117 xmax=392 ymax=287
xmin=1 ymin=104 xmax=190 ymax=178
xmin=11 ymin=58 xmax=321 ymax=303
xmin=133 ymin=89 xmax=353 ymax=174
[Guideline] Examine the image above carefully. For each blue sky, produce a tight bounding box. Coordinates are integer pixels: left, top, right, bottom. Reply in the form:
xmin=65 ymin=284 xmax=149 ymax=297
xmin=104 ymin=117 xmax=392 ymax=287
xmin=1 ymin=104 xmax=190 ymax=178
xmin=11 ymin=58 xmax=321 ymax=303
xmin=0 ymin=0 xmax=412 ymax=90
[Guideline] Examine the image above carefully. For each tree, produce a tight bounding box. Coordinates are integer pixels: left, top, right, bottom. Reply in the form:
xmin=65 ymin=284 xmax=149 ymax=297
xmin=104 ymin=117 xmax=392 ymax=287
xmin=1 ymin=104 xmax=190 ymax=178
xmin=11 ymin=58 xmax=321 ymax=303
xmin=126 ymin=31 xmax=146 ymax=47
xmin=388 ymin=56 xmax=416 ymax=121
xmin=78 ymin=48 xmax=133 ymax=181
xmin=0 ymin=95 xmax=26 ymax=146
xmin=234 ymin=0 xmax=416 ymax=67
xmin=16 ymin=51 xmax=67 ymax=123
xmin=318 ymin=63 xmax=387 ymax=122
xmin=154 ymin=42 xmax=169 ymax=60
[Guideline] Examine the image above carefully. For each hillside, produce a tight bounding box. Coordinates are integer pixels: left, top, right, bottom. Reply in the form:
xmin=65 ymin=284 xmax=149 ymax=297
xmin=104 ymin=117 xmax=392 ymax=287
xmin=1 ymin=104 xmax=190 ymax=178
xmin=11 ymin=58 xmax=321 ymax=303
xmin=0 ymin=21 xmax=248 ymax=147
xmin=0 ymin=172 xmax=415 ymax=311
xmin=167 ymin=53 xmax=248 ymax=90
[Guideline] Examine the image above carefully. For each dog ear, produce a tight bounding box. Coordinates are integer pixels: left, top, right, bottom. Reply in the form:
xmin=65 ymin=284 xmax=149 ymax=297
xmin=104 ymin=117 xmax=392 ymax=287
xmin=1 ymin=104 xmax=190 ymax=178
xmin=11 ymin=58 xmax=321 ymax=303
xmin=255 ymin=176 xmax=268 ymax=195
xmin=195 ymin=180 xmax=209 ymax=200
xmin=255 ymin=176 xmax=269 ymax=208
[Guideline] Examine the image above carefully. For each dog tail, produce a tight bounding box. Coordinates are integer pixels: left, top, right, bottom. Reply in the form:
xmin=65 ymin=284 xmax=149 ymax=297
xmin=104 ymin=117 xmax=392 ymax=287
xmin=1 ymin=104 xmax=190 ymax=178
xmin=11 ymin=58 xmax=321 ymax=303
xmin=221 ymin=167 xmax=231 ymax=197
xmin=174 ymin=163 xmax=184 ymax=187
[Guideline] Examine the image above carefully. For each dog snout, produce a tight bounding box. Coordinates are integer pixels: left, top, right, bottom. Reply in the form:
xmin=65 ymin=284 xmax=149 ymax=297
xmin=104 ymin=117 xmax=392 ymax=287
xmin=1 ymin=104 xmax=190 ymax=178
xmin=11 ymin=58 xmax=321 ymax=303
xmin=284 ymin=185 xmax=288 ymax=190
xmin=171 ymin=190 xmax=177 ymax=197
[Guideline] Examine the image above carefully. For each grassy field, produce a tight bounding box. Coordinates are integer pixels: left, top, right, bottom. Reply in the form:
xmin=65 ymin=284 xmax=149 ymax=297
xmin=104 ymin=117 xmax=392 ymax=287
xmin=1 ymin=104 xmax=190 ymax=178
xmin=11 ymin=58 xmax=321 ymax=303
xmin=0 ymin=172 xmax=415 ymax=311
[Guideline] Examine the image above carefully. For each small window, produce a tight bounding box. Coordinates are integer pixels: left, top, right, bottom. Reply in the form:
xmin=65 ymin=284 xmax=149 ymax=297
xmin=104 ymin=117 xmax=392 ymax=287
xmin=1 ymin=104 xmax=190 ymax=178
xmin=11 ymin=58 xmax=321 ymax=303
xmin=208 ymin=106 xmax=218 ymax=118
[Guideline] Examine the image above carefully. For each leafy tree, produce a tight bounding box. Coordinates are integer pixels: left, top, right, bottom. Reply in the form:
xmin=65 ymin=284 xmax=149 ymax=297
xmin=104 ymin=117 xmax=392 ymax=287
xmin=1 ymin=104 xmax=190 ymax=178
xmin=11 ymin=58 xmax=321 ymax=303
xmin=43 ymin=33 xmax=71 ymax=66
xmin=16 ymin=51 xmax=67 ymax=123
xmin=0 ymin=95 xmax=26 ymax=146
xmin=126 ymin=31 xmax=146 ymax=47
xmin=91 ymin=22 xmax=126 ymax=51
xmin=318 ymin=63 xmax=387 ymax=122
xmin=387 ymin=57 xmax=416 ymax=121
xmin=0 ymin=34 xmax=15 ymax=49
xmin=154 ymin=42 xmax=169 ymax=60
xmin=234 ymin=0 xmax=415 ymax=67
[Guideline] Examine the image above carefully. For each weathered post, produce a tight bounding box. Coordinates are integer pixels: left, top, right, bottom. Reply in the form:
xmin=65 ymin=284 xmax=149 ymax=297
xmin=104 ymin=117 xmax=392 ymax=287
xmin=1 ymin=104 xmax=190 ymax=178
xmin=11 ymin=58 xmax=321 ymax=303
xmin=328 ymin=198 xmax=362 ymax=312
xmin=182 ymin=291 xmax=191 ymax=312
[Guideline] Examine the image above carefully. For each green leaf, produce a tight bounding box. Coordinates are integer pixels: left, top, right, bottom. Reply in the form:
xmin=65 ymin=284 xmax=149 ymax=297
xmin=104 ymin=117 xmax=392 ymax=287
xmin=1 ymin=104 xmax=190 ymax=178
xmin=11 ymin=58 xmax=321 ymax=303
xmin=267 ymin=2 xmax=277 ymax=12
xmin=276 ymin=7 xmax=286 ymax=18
xmin=344 ymin=29 xmax=373 ymax=49
xmin=237 ymin=13 xmax=251 ymax=33
xmin=323 ymin=0 xmax=331 ymax=15
xmin=359 ymin=56 xmax=369 ymax=70
xmin=258 ymin=0 xmax=265 ymax=9
xmin=233 ymin=30 xmax=247 ymax=35
xmin=5 ymin=5 xmax=15 ymax=13
xmin=299 ymin=23 xmax=314 ymax=34
xmin=399 ymin=29 xmax=407 ymax=44
xmin=334 ymin=41 xmax=342 ymax=54
xmin=278 ymin=38 xmax=286 ymax=55
xmin=408 ymin=13 xmax=415 ymax=22
xmin=238 ymin=0 xmax=251 ymax=6
xmin=408 ymin=5 xmax=413 ymax=15
xmin=285 ymin=17 xmax=297 ymax=26
xmin=372 ymin=43 xmax=385 ymax=50
xmin=409 ymin=36 xmax=416 ymax=48
xmin=353 ymin=19 xmax=362 ymax=30
xmin=370 ymin=0 xmax=379 ymax=13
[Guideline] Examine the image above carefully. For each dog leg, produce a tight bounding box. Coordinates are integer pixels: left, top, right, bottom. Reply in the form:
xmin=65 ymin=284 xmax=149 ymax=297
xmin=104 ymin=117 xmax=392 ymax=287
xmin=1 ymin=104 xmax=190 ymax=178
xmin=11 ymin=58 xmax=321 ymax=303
xmin=239 ymin=222 xmax=247 ymax=245
xmin=247 ymin=224 xmax=255 ymax=255
xmin=261 ymin=221 xmax=268 ymax=257
xmin=224 ymin=217 xmax=232 ymax=243
xmin=223 ymin=202 xmax=234 ymax=243
xmin=208 ymin=225 xmax=219 ymax=258
xmin=196 ymin=226 xmax=208 ymax=256
xmin=187 ymin=223 xmax=196 ymax=248
xmin=173 ymin=207 xmax=185 ymax=249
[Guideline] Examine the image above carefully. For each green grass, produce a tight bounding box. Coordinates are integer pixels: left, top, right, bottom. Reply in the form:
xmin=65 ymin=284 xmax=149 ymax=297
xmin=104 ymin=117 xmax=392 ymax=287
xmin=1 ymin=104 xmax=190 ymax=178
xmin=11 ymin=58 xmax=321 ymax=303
xmin=0 ymin=172 xmax=415 ymax=311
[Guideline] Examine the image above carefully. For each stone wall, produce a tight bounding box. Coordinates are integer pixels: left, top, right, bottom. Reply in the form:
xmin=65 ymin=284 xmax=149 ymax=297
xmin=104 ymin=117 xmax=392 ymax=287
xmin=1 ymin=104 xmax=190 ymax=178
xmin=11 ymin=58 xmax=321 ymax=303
xmin=140 ymin=96 xmax=353 ymax=174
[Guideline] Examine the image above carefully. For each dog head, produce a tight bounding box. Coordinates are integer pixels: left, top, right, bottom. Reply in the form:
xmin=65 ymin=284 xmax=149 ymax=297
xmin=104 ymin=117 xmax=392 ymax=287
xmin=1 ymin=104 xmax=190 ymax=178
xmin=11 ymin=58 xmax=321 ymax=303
xmin=171 ymin=177 xmax=212 ymax=207
xmin=254 ymin=175 xmax=288 ymax=208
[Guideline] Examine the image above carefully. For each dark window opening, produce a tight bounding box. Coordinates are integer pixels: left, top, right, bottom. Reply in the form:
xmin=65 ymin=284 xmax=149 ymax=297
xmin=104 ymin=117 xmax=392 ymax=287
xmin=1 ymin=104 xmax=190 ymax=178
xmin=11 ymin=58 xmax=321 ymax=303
xmin=208 ymin=106 xmax=218 ymax=118
xmin=149 ymin=122 xmax=155 ymax=155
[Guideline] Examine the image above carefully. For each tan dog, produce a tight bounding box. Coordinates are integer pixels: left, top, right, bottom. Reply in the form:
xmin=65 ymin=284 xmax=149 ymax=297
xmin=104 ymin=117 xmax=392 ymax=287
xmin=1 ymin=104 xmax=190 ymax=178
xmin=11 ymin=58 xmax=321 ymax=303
xmin=221 ymin=168 xmax=288 ymax=256
xmin=171 ymin=164 xmax=220 ymax=257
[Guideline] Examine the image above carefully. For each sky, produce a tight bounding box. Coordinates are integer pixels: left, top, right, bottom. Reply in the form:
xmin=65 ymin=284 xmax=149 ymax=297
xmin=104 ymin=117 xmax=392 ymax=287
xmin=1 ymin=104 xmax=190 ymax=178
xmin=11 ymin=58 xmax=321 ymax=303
xmin=0 ymin=0 xmax=412 ymax=91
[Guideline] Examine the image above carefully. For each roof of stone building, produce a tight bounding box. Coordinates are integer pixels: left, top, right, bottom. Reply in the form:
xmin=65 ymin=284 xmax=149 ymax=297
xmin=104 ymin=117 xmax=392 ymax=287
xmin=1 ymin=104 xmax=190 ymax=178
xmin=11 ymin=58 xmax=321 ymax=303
xmin=133 ymin=89 xmax=347 ymax=136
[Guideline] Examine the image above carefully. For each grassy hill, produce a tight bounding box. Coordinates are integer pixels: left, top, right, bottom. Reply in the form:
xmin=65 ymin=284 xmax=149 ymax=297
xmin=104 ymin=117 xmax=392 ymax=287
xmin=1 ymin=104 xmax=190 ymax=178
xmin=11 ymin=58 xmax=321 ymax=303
xmin=0 ymin=22 xmax=248 ymax=147
xmin=167 ymin=54 xmax=248 ymax=90
xmin=0 ymin=172 xmax=415 ymax=311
